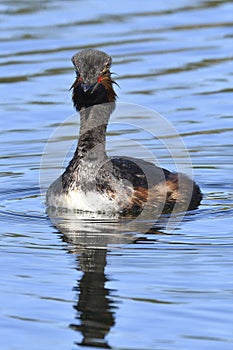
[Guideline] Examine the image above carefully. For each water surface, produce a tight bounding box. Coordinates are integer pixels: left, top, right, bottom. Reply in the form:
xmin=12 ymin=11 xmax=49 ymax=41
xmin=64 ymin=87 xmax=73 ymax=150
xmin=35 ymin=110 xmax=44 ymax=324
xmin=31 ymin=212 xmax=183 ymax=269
xmin=1 ymin=1 xmax=233 ymax=349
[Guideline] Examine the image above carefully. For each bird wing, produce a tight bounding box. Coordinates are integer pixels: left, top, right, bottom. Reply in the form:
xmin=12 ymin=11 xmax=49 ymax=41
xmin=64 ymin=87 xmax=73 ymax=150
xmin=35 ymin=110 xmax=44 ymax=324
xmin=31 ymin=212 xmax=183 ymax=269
xmin=110 ymin=156 xmax=171 ymax=189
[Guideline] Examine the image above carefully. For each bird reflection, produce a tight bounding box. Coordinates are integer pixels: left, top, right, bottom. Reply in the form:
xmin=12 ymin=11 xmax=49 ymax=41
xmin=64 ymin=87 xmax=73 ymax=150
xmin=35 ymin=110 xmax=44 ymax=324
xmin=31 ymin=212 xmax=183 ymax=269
xmin=70 ymin=248 xmax=115 ymax=348
xmin=48 ymin=208 xmax=149 ymax=348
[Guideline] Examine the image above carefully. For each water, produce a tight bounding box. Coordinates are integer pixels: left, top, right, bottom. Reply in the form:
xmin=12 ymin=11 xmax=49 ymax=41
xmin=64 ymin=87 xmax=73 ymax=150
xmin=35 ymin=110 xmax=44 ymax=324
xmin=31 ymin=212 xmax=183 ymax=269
xmin=1 ymin=0 xmax=233 ymax=349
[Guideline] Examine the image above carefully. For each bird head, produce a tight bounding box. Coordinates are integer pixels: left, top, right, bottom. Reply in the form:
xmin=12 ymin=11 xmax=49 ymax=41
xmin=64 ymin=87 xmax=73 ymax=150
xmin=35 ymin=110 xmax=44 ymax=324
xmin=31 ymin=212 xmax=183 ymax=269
xmin=70 ymin=49 xmax=117 ymax=111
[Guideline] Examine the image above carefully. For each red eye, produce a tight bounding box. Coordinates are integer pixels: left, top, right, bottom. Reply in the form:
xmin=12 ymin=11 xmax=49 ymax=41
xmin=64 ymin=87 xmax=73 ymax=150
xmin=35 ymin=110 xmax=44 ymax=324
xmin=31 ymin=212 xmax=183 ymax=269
xmin=78 ymin=76 xmax=83 ymax=83
xmin=98 ymin=76 xmax=103 ymax=83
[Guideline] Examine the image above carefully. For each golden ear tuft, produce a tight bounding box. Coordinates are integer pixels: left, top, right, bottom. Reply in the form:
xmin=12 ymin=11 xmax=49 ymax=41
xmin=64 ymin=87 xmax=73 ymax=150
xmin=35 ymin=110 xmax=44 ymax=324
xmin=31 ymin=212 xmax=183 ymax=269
xmin=100 ymin=56 xmax=112 ymax=76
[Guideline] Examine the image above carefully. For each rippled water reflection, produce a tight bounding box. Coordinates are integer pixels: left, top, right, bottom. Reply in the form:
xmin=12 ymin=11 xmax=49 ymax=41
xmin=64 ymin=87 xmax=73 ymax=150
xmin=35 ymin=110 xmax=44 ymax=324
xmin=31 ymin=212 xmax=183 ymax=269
xmin=1 ymin=1 xmax=233 ymax=349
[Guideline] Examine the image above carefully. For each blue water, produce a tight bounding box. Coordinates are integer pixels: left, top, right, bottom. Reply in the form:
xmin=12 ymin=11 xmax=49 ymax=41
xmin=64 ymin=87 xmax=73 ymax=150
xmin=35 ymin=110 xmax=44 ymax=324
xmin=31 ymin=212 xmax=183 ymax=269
xmin=1 ymin=1 xmax=233 ymax=349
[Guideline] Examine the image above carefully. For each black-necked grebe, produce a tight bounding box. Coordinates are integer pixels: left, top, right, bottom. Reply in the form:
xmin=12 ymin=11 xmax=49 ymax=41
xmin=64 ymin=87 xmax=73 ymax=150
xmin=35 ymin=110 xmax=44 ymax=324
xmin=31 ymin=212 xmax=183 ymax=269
xmin=46 ymin=49 xmax=202 ymax=213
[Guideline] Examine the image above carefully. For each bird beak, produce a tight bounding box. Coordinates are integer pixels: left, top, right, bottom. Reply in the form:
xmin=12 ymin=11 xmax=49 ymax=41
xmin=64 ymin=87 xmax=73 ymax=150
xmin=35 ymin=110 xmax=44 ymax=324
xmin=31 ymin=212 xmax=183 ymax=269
xmin=81 ymin=82 xmax=96 ymax=93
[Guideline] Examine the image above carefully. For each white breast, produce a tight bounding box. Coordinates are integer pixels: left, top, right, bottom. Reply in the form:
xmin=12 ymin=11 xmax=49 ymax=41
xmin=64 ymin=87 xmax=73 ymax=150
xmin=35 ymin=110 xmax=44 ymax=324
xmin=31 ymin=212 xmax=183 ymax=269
xmin=46 ymin=187 xmax=121 ymax=212
xmin=46 ymin=174 xmax=134 ymax=212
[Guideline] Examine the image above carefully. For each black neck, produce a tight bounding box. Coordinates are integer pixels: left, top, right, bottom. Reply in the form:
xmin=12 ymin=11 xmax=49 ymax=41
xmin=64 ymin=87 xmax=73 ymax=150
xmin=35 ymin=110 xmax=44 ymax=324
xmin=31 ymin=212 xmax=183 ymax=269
xmin=77 ymin=107 xmax=109 ymax=159
xmin=62 ymin=103 xmax=114 ymax=189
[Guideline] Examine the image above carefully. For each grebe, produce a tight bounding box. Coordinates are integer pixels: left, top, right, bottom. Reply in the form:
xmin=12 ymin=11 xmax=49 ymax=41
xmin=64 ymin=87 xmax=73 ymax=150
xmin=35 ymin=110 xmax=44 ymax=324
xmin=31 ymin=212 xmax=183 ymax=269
xmin=46 ymin=49 xmax=202 ymax=214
